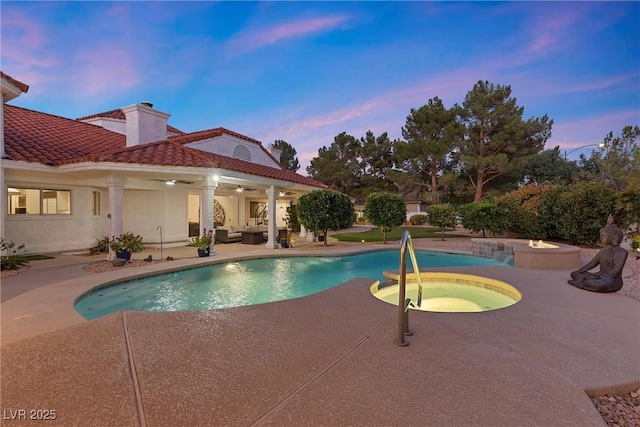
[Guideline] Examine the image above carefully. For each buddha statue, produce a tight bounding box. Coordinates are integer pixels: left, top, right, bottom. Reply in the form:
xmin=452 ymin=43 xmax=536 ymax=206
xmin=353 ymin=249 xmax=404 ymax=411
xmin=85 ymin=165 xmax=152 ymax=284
xmin=568 ymin=215 xmax=628 ymax=293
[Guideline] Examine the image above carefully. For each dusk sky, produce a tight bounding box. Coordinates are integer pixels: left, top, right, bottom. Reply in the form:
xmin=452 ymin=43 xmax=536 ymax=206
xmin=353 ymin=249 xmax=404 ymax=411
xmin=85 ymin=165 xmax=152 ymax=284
xmin=2 ymin=1 xmax=639 ymax=173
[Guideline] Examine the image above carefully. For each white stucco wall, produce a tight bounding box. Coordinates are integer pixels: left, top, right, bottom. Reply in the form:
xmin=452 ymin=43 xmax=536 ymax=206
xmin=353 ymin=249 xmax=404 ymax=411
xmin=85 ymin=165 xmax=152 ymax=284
xmin=4 ymin=186 xmax=107 ymax=254
xmin=122 ymin=188 xmax=187 ymax=246
xmin=216 ymin=196 xmax=238 ymax=227
xmin=185 ymin=136 xmax=280 ymax=168
xmin=80 ymin=117 xmax=127 ymax=134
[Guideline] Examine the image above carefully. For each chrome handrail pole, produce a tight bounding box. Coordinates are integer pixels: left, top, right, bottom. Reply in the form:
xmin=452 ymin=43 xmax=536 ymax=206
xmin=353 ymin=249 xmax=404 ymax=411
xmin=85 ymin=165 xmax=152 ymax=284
xmin=395 ymin=231 xmax=411 ymax=346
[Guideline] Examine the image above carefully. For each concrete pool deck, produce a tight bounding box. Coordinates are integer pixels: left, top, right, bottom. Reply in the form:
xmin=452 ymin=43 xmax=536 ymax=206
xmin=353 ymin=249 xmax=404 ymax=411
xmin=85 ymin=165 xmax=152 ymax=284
xmin=1 ymin=240 xmax=639 ymax=426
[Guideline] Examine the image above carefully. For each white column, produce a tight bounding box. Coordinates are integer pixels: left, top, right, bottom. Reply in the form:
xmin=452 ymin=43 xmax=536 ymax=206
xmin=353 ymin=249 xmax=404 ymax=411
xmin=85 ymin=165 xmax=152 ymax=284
xmin=265 ymin=186 xmax=278 ymax=249
xmin=0 ymin=163 xmax=5 ymax=241
xmin=238 ymin=194 xmax=246 ymax=226
xmin=201 ymin=176 xmax=217 ymax=255
xmin=299 ymin=224 xmax=308 ymax=239
xmin=106 ymin=175 xmax=126 ymax=260
xmin=0 ymin=97 xmax=5 ymax=240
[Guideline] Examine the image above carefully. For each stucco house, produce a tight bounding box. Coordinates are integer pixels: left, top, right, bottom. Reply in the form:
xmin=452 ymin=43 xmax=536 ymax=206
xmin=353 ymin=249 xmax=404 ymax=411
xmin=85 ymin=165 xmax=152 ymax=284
xmin=1 ymin=71 xmax=326 ymax=256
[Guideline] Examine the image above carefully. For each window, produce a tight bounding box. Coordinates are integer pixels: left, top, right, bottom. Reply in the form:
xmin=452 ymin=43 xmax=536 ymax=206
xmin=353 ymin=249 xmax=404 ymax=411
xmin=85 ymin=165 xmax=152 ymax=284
xmin=92 ymin=191 xmax=101 ymax=216
xmin=7 ymin=188 xmax=71 ymax=215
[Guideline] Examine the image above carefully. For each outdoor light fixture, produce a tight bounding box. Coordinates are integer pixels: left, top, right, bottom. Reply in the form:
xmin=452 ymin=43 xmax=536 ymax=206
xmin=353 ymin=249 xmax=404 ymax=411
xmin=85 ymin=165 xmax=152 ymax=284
xmin=166 ymin=180 xmax=176 ymax=185
xmin=236 ymin=186 xmax=243 ymax=192
xmin=279 ymin=190 xmax=285 ymax=196
xmin=564 ymin=143 xmax=606 ymax=160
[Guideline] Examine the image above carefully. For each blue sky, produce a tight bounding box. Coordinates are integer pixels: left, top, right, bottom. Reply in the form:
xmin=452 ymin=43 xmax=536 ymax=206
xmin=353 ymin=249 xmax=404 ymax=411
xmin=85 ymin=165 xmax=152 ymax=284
xmin=2 ymin=1 xmax=639 ymax=173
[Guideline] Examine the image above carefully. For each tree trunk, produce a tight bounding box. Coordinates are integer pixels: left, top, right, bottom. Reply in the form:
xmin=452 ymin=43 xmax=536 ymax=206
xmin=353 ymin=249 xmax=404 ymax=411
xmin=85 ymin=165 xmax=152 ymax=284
xmin=474 ymin=129 xmax=486 ymax=202
xmin=430 ymin=165 xmax=439 ymax=205
xmin=474 ymin=167 xmax=485 ymax=201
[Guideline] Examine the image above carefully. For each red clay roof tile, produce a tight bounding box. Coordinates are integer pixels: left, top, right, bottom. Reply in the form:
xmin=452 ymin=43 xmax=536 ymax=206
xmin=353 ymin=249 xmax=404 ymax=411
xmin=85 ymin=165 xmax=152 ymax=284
xmin=4 ymin=105 xmax=124 ymax=164
xmin=4 ymin=105 xmax=326 ymax=189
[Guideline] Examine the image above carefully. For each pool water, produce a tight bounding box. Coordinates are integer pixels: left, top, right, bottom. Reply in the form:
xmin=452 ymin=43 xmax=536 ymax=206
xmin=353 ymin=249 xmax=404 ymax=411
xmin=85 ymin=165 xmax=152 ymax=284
xmin=372 ymin=278 xmax=520 ymax=312
xmin=75 ymin=250 xmax=509 ymax=320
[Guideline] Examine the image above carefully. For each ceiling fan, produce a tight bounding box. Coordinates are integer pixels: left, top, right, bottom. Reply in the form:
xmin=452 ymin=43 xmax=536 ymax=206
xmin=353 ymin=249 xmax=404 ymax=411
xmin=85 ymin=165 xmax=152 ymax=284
xmin=236 ymin=186 xmax=257 ymax=192
xmin=146 ymin=178 xmax=194 ymax=185
xmin=279 ymin=190 xmax=295 ymax=196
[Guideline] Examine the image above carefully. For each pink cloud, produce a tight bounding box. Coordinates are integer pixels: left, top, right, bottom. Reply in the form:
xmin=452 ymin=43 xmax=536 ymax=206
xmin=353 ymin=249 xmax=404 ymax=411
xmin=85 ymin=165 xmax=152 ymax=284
xmin=0 ymin=8 xmax=60 ymax=93
xmin=72 ymin=45 xmax=142 ymax=96
xmin=1 ymin=8 xmax=48 ymax=49
xmin=227 ymin=15 xmax=349 ymax=55
xmin=547 ymin=110 xmax=639 ymax=150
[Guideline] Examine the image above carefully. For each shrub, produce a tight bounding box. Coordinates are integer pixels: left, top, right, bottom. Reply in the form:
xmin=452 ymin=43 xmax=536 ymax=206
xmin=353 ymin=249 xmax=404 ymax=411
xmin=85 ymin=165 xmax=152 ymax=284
xmin=284 ymin=202 xmax=301 ymax=232
xmin=458 ymin=201 xmax=508 ymax=237
xmin=94 ymin=236 xmax=110 ymax=253
xmin=297 ymin=190 xmax=355 ymax=246
xmin=495 ymin=196 xmax=544 ymax=239
xmin=426 ymin=204 xmax=457 ymax=240
xmin=363 ymin=192 xmax=407 ymax=244
xmin=409 ymin=214 xmax=427 ymax=225
xmin=0 ymin=238 xmax=29 ymax=271
xmin=538 ymin=182 xmax=616 ymax=245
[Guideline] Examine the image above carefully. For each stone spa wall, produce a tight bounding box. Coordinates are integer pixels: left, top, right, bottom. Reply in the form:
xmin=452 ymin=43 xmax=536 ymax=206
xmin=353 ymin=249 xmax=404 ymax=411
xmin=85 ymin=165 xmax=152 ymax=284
xmin=472 ymin=238 xmax=581 ymax=270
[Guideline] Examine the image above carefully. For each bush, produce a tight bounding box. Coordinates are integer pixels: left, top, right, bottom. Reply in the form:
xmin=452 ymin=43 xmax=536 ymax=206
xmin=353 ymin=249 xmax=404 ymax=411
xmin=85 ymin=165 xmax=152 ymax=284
xmin=409 ymin=214 xmax=427 ymax=225
xmin=363 ymin=192 xmax=407 ymax=244
xmin=1 ymin=238 xmax=29 ymax=271
xmin=495 ymin=196 xmax=544 ymax=239
xmin=458 ymin=201 xmax=508 ymax=237
xmin=495 ymin=185 xmax=551 ymax=239
xmin=285 ymin=202 xmax=301 ymax=232
xmin=427 ymin=204 xmax=457 ymax=240
xmin=297 ymin=190 xmax=355 ymax=246
xmin=538 ymin=182 xmax=616 ymax=245
xmin=94 ymin=236 xmax=110 ymax=253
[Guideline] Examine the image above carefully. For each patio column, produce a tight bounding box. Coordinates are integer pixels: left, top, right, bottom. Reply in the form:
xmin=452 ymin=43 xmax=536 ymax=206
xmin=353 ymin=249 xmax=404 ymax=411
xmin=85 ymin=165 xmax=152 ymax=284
xmin=238 ymin=194 xmax=246 ymax=226
xmin=0 ymin=164 xmax=5 ymax=241
xmin=265 ymin=186 xmax=278 ymax=249
xmin=201 ymin=176 xmax=217 ymax=255
xmin=106 ymin=175 xmax=126 ymax=260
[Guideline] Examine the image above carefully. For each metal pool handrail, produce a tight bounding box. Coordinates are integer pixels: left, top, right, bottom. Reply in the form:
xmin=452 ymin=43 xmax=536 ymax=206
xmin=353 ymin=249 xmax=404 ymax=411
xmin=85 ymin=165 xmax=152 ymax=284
xmin=395 ymin=230 xmax=423 ymax=347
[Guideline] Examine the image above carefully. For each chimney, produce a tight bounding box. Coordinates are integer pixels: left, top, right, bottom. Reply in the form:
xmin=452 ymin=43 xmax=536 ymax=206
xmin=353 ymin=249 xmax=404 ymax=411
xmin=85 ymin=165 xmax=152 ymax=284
xmin=121 ymin=102 xmax=170 ymax=147
xmin=267 ymin=144 xmax=282 ymax=163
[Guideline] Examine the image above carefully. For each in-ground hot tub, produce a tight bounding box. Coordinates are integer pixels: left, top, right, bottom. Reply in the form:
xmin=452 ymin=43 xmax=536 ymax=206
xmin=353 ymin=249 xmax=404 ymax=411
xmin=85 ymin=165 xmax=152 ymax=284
xmin=472 ymin=238 xmax=581 ymax=270
xmin=372 ymin=272 xmax=521 ymax=313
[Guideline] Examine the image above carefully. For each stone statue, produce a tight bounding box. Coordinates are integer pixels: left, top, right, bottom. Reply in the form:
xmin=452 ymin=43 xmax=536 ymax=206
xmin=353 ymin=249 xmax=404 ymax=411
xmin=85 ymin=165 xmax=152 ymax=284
xmin=568 ymin=215 xmax=628 ymax=293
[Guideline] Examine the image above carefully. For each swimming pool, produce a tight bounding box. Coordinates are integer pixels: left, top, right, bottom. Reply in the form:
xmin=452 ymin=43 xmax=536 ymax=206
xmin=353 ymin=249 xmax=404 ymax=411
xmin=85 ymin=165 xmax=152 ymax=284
xmin=75 ymin=250 xmax=510 ymax=320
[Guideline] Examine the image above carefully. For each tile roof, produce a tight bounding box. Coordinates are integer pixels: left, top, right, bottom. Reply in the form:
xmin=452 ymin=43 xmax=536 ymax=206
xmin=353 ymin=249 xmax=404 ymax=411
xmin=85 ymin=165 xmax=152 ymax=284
xmin=169 ymin=127 xmax=263 ymax=146
xmin=169 ymin=128 xmax=282 ymax=166
xmin=1 ymin=72 xmax=29 ymax=93
xmin=76 ymin=108 xmax=185 ymax=135
xmin=4 ymin=104 xmax=326 ymax=189
xmin=4 ymin=105 xmax=125 ymax=164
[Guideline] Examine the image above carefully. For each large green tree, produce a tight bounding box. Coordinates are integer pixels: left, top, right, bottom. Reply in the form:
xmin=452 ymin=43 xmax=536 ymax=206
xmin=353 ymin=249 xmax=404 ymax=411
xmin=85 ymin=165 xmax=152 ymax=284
xmin=395 ymin=97 xmax=461 ymax=205
xmin=519 ymin=146 xmax=579 ymax=185
xmin=356 ymin=131 xmax=396 ymax=197
xmin=363 ymin=192 xmax=406 ymax=244
xmin=297 ymin=190 xmax=355 ymax=246
xmin=456 ymin=81 xmax=553 ymax=201
xmin=307 ymin=132 xmax=360 ymax=194
xmin=589 ymin=125 xmax=640 ymax=191
xmin=272 ymin=139 xmax=300 ymax=172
